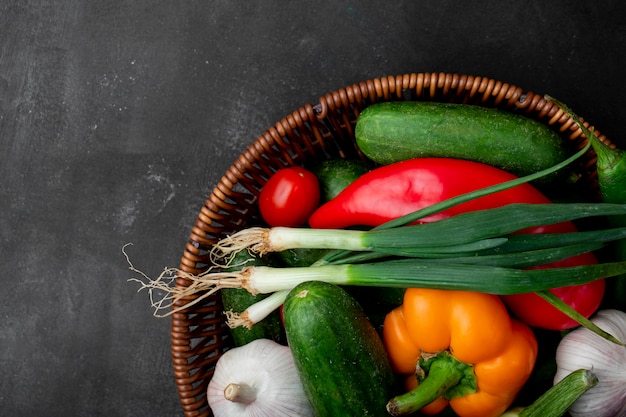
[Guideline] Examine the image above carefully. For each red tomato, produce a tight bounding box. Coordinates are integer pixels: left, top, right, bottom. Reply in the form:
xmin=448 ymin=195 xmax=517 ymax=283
xmin=259 ymin=167 xmax=320 ymax=227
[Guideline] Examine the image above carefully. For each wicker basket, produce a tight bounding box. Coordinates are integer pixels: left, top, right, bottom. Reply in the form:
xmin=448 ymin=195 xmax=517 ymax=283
xmin=171 ymin=72 xmax=612 ymax=417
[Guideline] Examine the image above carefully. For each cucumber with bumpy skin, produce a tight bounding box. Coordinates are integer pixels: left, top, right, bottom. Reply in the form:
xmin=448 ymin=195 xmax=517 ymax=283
xmin=275 ymin=247 xmax=330 ymax=267
xmin=312 ymin=158 xmax=372 ymax=203
xmin=284 ymin=281 xmax=397 ymax=417
xmin=355 ymin=101 xmax=571 ymax=180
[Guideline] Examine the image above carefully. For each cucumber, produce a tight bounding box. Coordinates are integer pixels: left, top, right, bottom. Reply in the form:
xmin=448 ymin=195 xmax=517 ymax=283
xmin=346 ymin=286 xmax=405 ymax=334
xmin=275 ymin=247 xmax=330 ymax=267
xmin=284 ymin=281 xmax=397 ymax=417
xmin=312 ymin=158 xmax=372 ymax=203
xmin=221 ymin=251 xmax=284 ymax=346
xmin=355 ymin=101 xmax=571 ymax=180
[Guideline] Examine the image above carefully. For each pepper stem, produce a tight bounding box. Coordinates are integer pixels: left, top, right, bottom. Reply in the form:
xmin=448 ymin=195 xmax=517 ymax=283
xmin=224 ymin=383 xmax=257 ymax=404
xmin=386 ymin=352 xmax=475 ymax=416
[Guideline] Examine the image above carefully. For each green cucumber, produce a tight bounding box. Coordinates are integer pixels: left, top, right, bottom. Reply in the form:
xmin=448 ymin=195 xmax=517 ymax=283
xmin=275 ymin=247 xmax=330 ymax=267
xmin=313 ymin=158 xmax=372 ymax=203
xmin=221 ymin=251 xmax=284 ymax=346
xmin=284 ymin=281 xmax=397 ymax=417
xmin=346 ymin=286 xmax=405 ymax=334
xmin=355 ymin=101 xmax=571 ymax=181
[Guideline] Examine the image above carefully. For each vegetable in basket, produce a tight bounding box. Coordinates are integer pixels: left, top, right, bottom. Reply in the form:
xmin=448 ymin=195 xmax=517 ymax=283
xmin=283 ymin=280 xmax=396 ymax=417
xmin=307 ymin=157 xmax=563 ymax=229
xmin=499 ymin=369 xmax=598 ymax=417
xmin=258 ymin=166 xmax=320 ymax=227
xmin=553 ymin=309 xmax=626 ymax=417
xmin=220 ymin=250 xmax=284 ymax=346
xmin=382 ymin=287 xmax=538 ymax=417
xmin=305 ymin=157 xmax=604 ymax=330
xmin=212 ymin=147 xmax=598 ymax=329
xmin=353 ymin=101 xmax=570 ymax=183
xmin=312 ymin=158 xmax=372 ymax=203
xmin=549 ymin=95 xmax=626 ymax=309
xmin=129 ymin=143 xmax=626 ymax=341
xmin=206 ymin=338 xmax=313 ymax=417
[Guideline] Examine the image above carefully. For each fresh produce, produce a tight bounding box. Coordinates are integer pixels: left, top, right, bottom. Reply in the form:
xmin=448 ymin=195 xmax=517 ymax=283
xmin=258 ymin=166 xmax=320 ymax=227
xmin=185 ymin=255 xmax=626 ymax=299
xmin=226 ymin=290 xmax=289 ymax=330
xmin=553 ymin=309 xmax=626 ymax=417
xmin=499 ymin=369 xmax=598 ymax=417
xmin=305 ymin=157 xmax=606 ymax=330
xmin=221 ymin=287 xmax=284 ymax=344
xmin=382 ymin=288 xmax=538 ymax=417
xmin=274 ymin=247 xmax=329 ymax=268
xmin=220 ymin=251 xmax=284 ymax=345
xmin=136 ymin=145 xmax=596 ymax=325
xmin=143 ymin=203 xmax=626 ymax=331
xmin=354 ymin=101 xmax=569 ymax=180
xmin=312 ymin=158 xmax=372 ymax=203
xmin=283 ymin=280 xmax=397 ymax=417
xmin=549 ymin=96 xmax=626 ymax=309
xmin=128 ymin=97 xmax=626 ymax=417
xmin=206 ymin=338 xmax=313 ymax=417
xmin=546 ymin=96 xmax=626 ymax=204
xmin=502 ymin=275 xmax=605 ymax=331
xmin=134 ymin=141 xmax=626 ymax=340
xmin=214 ymin=203 xmax=626 ymax=260
xmin=308 ymin=157 xmax=561 ymax=229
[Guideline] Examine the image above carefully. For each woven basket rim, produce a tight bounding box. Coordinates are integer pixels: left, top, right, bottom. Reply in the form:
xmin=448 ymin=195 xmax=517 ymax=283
xmin=170 ymin=71 xmax=609 ymax=417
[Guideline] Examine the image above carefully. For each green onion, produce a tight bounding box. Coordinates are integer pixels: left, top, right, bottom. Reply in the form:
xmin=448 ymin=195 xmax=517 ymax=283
xmin=225 ymin=289 xmax=290 ymax=328
xmin=134 ymin=137 xmax=616 ymax=330
xmin=225 ymin=290 xmax=288 ymax=329
xmin=133 ymin=258 xmax=626 ymax=318
xmin=213 ymin=203 xmax=626 ymax=260
xmin=145 ymin=259 xmax=626 ymax=314
xmin=378 ymin=138 xmax=592 ymax=229
xmin=243 ymin=259 xmax=626 ymax=295
xmin=316 ymin=139 xmax=591 ymax=265
xmin=536 ymin=290 xmax=624 ymax=345
xmin=548 ymin=95 xmax=626 ymax=312
xmin=476 ymin=226 xmax=626 ymax=254
xmin=225 ymin=238 xmax=585 ymax=329
xmin=411 ymin=243 xmax=602 ymax=267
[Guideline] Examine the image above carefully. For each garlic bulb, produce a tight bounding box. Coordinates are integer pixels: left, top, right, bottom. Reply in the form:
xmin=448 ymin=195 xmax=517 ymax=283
xmin=554 ymin=309 xmax=626 ymax=417
xmin=207 ymin=338 xmax=313 ymax=417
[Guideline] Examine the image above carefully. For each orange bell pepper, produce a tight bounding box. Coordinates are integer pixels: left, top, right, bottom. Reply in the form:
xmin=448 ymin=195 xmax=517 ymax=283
xmin=383 ymin=288 xmax=538 ymax=417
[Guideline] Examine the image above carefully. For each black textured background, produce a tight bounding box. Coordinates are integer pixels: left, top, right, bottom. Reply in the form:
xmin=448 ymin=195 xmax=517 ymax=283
xmin=1 ymin=1 xmax=625 ymax=416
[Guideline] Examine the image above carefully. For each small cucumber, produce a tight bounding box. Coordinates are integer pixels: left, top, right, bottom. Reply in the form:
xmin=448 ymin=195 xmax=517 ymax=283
xmin=275 ymin=247 xmax=330 ymax=267
xmin=346 ymin=286 xmax=405 ymax=334
xmin=221 ymin=251 xmax=284 ymax=346
xmin=312 ymin=158 xmax=372 ymax=203
xmin=284 ymin=281 xmax=397 ymax=417
xmin=355 ymin=101 xmax=571 ymax=179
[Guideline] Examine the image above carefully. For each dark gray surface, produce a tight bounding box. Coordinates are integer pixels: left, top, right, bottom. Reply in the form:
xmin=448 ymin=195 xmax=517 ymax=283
xmin=1 ymin=1 xmax=625 ymax=416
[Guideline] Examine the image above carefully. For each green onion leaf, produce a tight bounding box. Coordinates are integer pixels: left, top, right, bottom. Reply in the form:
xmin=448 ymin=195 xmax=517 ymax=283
xmin=248 ymin=259 xmax=626 ymax=296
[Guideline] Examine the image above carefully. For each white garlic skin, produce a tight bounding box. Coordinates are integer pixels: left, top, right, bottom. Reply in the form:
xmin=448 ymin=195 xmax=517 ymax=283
xmin=207 ymin=338 xmax=313 ymax=417
xmin=554 ymin=309 xmax=626 ymax=417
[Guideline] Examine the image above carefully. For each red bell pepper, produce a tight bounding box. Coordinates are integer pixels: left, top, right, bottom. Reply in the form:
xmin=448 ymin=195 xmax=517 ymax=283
xmin=308 ymin=158 xmax=604 ymax=330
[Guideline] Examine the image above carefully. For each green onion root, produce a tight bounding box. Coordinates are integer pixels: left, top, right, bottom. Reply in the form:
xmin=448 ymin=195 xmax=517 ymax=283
xmin=225 ymin=290 xmax=289 ymax=329
xmin=128 ymin=254 xmax=626 ymax=319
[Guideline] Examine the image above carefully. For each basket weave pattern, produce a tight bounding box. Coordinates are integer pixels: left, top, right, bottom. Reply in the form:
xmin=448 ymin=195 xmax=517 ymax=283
xmin=171 ymin=72 xmax=610 ymax=416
